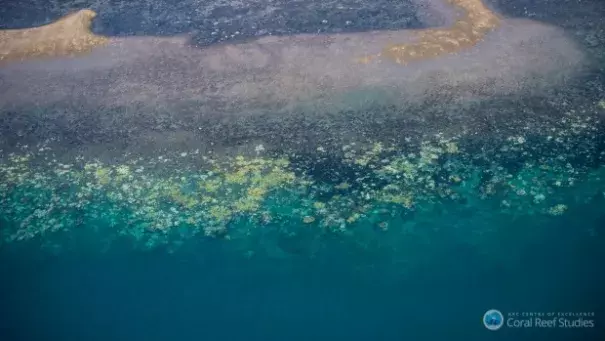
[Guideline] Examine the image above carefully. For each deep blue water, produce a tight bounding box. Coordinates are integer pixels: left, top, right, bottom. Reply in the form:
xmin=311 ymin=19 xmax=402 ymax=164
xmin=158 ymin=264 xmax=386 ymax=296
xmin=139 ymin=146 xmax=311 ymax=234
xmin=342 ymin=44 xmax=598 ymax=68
xmin=1 ymin=206 xmax=604 ymax=341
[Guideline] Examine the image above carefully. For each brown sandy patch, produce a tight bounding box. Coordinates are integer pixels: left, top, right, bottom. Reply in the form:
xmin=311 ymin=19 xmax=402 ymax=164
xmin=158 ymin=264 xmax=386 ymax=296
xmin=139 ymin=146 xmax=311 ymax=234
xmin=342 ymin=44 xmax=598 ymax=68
xmin=0 ymin=9 xmax=108 ymax=64
xmin=359 ymin=0 xmax=501 ymax=64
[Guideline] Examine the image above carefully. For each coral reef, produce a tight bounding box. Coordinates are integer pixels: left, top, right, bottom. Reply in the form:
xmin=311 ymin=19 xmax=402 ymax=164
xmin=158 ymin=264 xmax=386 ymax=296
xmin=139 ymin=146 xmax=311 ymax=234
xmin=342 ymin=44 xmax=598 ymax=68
xmin=0 ymin=107 xmax=603 ymax=251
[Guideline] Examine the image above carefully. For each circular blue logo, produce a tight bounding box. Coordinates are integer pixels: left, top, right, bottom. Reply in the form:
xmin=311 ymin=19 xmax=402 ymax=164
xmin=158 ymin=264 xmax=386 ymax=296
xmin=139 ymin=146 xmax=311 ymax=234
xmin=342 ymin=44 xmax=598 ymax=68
xmin=483 ymin=309 xmax=504 ymax=331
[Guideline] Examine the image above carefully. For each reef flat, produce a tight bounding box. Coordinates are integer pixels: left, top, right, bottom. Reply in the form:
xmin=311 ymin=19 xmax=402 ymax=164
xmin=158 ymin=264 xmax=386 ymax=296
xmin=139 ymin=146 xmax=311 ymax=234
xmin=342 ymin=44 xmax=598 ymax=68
xmin=0 ymin=0 xmax=591 ymax=157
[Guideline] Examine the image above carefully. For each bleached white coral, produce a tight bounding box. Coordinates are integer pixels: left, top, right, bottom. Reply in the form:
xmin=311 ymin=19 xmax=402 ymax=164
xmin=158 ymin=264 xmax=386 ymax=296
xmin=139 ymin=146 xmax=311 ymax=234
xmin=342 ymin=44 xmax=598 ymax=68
xmin=116 ymin=165 xmax=130 ymax=176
